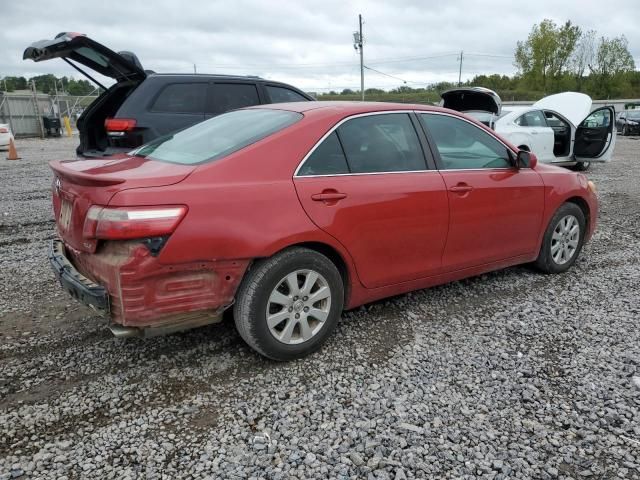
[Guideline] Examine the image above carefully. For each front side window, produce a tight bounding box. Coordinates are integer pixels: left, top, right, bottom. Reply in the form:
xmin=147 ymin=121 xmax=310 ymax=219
xmin=337 ymin=114 xmax=426 ymax=173
xmin=420 ymin=114 xmax=511 ymax=170
xmin=266 ymin=86 xmax=309 ymax=103
xmin=209 ymin=83 xmax=260 ymax=115
xmin=581 ymin=109 xmax=611 ymax=128
xmin=150 ymin=83 xmax=207 ymax=113
xmin=298 ymin=132 xmax=349 ymax=176
xmin=131 ymin=109 xmax=302 ymax=165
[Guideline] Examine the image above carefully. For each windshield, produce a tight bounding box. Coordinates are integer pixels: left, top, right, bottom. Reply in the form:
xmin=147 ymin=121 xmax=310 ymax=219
xmin=132 ymin=109 xmax=303 ymax=164
xmin=626 ymin=110 xmax=640 ymax=119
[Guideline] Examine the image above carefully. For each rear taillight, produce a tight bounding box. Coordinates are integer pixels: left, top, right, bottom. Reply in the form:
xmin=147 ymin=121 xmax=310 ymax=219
xmin=83 ymin=206 xmax=187 ymax=240
xmin=105 ymin=118 xmax=137 ymax=136
xmin=0 ymin=127 xmax=8 ymax=133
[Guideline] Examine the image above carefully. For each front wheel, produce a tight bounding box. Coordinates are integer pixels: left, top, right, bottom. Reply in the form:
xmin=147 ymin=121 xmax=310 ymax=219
xmin=534 ymin=203 xmax=586 ymax=274
xmin=234 ymin=247 xmax=344 ymax=361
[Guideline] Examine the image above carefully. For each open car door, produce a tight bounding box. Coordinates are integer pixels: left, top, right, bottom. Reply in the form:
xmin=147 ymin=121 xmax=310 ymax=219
xmin=574 ymin=107 xmax=616 ymax=162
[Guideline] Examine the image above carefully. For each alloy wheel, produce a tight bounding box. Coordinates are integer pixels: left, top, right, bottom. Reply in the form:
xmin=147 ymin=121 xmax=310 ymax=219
xmin=551 ymin=215 xmax=580 ymax=265
xmin=266 ymin=269 xmax=332 ymax=344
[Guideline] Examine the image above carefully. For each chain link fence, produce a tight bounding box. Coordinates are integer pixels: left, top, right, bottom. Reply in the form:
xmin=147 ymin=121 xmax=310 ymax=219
xmin=0 ymin=91 xmax=98 ymax=138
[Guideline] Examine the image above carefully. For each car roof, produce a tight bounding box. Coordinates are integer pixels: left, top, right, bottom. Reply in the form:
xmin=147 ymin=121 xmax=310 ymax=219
xmin=249 ymin=100 xmax=447 ymax=116
xmin=148 ymin=73 xmax=303 ymax=86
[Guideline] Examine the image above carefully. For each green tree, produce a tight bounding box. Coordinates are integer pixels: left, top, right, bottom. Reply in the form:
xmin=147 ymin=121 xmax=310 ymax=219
xmin=514 ymin=19 xmax=581 ymax=93
xmin=588 ymin=35 xmax=636 ymax=97
xmin=0 ymin=76 xmax=28 ymax=91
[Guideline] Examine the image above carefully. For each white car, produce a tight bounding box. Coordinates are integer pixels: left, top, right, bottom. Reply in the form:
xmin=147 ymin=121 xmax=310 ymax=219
xmin=0 ymin=123 xmax=14 ymax=150
xmin=442 ymin=90 xmax=616 ymax=171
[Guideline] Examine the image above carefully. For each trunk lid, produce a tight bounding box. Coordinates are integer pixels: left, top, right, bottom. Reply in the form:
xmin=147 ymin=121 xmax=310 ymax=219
xmin=23 ymin=32 xmax=146 ymax=82
xmin=440 ymin=87 xmax=502 ymax=115
xmin=51 ymin=155 xmax=194 ymax=252
xmin=532 ymin=92 xmax=592 ymax=127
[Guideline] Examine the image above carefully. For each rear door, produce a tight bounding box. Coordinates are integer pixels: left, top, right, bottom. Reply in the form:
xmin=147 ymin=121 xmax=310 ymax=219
xmin=133 ymin=81 xmax=208 ymax=139
xmin=419 ymin=112 xmax=545 ymax=271
xmin=574 ymin=107 xmax=616 ymax=162
xmin=293 ymin=112 xmax=449 ymax=288
xmin=205 ymin=82 xmax=263 ymax=119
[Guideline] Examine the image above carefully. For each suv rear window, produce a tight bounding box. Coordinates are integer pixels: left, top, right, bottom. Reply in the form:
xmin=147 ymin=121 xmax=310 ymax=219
xmin=209 ymin=83 xmax=260 ymax=114
xmin=132 ymin=109 xmax=302 ymax=165
xmin=151 ymin=83 xmax=207 ymax=113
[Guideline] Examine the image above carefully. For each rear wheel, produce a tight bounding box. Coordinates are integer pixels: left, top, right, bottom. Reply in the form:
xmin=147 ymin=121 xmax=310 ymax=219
xmin=234 ymin=247 xmax=344 ymax=361
xmin=572 ymin=161 xmax=591 ymax=171
xmin=534 ymin=203 xmax=586 ymax=274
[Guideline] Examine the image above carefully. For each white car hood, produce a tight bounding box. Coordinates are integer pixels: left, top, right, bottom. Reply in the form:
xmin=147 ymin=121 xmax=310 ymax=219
xmin=533 ymin=92 xmax=592 ymax=127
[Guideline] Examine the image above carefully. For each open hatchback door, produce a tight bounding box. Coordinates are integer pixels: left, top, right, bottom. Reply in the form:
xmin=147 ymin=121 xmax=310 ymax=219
xmin=23 ymin=32 xmax=146 ymax=83
xmin=24 ymin=33 xmax=147 ymax=157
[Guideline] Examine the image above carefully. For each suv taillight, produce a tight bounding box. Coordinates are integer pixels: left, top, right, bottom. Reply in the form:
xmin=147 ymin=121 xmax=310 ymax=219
xmin=104 ymin=118 xmax=137 ymax=134
xmin=0 ymin=127 xmax=9 ymax=133
xmin=83 ymin=206 xmax=187 ymax=240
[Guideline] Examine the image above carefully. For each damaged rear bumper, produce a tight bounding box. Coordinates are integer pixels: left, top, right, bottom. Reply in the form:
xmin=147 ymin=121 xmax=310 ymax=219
xmin=48 ymin=239 xmax=249 ymax=335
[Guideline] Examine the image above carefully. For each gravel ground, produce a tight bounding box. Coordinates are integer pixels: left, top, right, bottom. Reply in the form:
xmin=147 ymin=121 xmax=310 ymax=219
xmin=0 ymin=136 xmax=639 ymax=479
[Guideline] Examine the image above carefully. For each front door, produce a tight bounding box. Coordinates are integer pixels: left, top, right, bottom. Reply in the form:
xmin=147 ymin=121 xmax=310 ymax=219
xmin=293 ymin=113 xmax=449 ymax=288
xmin=419 ymin=112 xmax=545 ymax=271
xmin=574 ymin=107 xmax=616 ymax=162
xmin=522 ymin=110 xmax=555 ymax=162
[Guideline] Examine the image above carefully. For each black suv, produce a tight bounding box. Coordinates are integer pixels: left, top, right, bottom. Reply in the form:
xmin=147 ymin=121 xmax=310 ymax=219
xmin=24 ymin=33 xmax=314 ymax=157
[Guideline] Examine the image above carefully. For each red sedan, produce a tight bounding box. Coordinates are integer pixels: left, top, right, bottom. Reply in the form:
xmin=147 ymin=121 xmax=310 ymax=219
xmin=49 ymin=102 xmax=598 ymax=360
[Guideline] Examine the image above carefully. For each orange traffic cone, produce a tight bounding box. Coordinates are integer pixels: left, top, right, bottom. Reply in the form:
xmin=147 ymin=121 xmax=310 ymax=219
xmin=6 ymin=138 xmax=21 ymax=161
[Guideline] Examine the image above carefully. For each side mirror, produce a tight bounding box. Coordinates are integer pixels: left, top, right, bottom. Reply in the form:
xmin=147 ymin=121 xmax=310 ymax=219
xmin=516 ymin=150 xmax=537 ymax=169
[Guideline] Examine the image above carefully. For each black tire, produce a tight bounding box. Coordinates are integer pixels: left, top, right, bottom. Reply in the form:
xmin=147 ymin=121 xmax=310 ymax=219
xmin=622 ymin=125 xmax=628 ymax=136
xmin=534 ymin=203 xmax=586 ymax=274
xmin=572 ymin=161 xmax=591 ymax=172
xmin=234 ymin=247 xmax=344 ymax=361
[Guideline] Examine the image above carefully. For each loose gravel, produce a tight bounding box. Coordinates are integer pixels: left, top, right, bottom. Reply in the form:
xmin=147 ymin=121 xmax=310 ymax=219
xmin=0 ymin=136 xmax=639 ymax=479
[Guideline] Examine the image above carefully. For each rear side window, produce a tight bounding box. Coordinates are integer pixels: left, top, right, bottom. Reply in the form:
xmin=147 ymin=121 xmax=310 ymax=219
xmin=298 ymin=132 xmax=349 ymax=176
xmin=209 ymin=83 xmax=260 ymax=115
xmin=337 ymin=114 xmax=426 ymax=173
xmin=515 ymin=110 xmax=547 ymax=127
xmin=266 ymin=86 xmax=308 ymax=103
xmin=132 ymin=109 xmax=302 ymax=165
xmin=151 ymin=83 xmax=207 ymax=113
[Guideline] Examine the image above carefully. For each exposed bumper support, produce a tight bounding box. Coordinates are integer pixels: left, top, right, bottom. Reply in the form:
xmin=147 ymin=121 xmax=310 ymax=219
xmin=49 ymin=239 xmax=110 ymax=312
xmin=108 ymin=306 xmax=228 ymax=338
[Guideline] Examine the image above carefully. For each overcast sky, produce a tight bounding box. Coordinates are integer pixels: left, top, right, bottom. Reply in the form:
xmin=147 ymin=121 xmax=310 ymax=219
xmin=2 ymin=0 xmax=639 ymax=93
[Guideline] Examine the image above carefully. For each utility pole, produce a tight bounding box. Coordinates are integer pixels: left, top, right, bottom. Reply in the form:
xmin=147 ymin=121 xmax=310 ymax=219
xmin=353 ymin=14 xmax=364 ymax=101
xmin=193 ymin=64 xmax=197 ymax=74
xmin=457 ymin=50 xmax=463 ymax=86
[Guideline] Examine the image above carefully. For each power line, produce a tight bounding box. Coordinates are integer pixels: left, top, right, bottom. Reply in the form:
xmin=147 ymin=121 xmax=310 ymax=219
xmin=364 ymin=65 xmax=408 ymax=84
xmin=189 ymin=51 xmax=510 ymax=70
